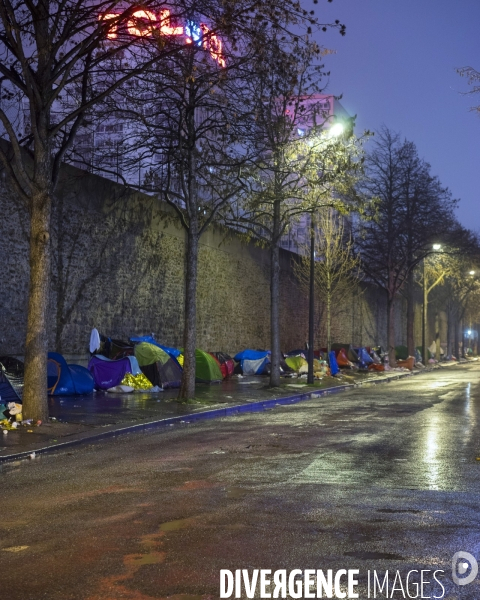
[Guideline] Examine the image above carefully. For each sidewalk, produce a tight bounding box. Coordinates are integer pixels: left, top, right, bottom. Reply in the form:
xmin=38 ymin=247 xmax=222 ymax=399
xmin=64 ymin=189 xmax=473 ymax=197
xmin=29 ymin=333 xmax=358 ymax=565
xmin=0 ymin=360 xmax=470 ymax=463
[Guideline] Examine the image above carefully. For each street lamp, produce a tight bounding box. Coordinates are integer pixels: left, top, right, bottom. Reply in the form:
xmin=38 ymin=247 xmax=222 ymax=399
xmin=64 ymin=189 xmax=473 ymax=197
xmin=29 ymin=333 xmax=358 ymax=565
xmin=307 ymin=122 xmax=345 ymax=384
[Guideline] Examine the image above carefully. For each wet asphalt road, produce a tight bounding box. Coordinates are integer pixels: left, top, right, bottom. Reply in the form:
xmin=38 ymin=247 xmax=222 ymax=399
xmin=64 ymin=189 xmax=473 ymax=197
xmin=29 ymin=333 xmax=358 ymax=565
xmin=1 ymin=365 xmax=480 ymax=600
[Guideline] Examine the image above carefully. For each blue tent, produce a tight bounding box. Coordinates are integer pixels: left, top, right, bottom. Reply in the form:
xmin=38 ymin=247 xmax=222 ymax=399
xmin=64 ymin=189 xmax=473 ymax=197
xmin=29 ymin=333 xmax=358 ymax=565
xmin=233 ymin=350 xmax=271 ymax=375
xmin=356 ymin=347 xmax=373 ymax=369
xmin=48 ymin=352 xmax=94 ymax=395
xmin=328 ymin=351 xmax=340 ymax=376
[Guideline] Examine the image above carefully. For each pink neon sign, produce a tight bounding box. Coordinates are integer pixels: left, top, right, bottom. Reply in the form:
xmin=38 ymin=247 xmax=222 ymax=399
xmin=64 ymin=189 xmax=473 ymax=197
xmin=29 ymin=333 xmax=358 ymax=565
xmin=99 ymin=9 xmax=225 ymax=68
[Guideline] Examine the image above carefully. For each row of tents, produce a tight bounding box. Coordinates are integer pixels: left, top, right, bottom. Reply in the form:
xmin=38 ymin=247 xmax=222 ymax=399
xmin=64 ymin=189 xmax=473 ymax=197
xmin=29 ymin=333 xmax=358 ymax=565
xmin=0 ymin=334 xmax=403 ymax=400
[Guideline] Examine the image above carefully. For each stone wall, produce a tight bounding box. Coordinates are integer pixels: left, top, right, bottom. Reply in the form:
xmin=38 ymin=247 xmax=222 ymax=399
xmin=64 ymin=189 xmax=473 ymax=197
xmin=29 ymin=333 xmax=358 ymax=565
xmin=0 ymin=165 xmax=425 ymax=361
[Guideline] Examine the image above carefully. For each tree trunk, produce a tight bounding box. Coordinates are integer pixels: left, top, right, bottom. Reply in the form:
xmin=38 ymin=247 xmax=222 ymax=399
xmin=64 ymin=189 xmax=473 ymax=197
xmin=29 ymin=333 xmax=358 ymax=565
xmin=179 ymin=227 xmax=198 ymax=400
xmin=454 ymin=318 xmax=459 ymax=360
xmin=22 ymin=190 xmax=52 ymax=421
xmin=460 ymin=319 xmax=464 ymax=358
xmin=387 ymin=295 xmax=397 ymax=367
xmin=446 ymin=309 xmax=451 ymax=358
xmin=435 ymin=311 xmax=441 ymax=361
xmin=326 ymin=291 xmax=331 ymax=355
xmin=269 ymin=241 xmax=281 ymax=387
xmin=406 ymin=270 xmax=415 ymax=356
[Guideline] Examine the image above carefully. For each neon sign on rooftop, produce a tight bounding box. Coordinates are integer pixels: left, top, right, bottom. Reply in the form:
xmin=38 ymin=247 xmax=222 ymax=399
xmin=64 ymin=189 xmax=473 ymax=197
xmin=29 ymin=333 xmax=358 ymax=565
xmin=99 ymin=9 xmax=226 ymax=68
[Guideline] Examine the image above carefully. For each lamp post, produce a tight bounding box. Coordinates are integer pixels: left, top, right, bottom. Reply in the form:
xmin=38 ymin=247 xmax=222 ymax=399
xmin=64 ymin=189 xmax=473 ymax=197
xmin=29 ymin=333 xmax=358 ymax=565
xmin=307 ymin=121 xmax=344 ymax=384
xmin=422 ymin=243 xmax=442 ymax=366
xmin=307 ymin=213 xmax=316 ymax=383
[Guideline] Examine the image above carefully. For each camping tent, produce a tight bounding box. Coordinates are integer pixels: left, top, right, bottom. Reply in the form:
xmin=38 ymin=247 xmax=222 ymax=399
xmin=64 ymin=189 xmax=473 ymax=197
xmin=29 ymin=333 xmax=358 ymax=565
xmin=328 ymin=351 xmax=340 ymax=376
xmin=331 ymin=343 xmax=358 ymax=363
xmin=130 ymin=335 xmax=181 ymax=358
xmin=209 ymin=352 xmax=235 ymax=379
xmin=88 ymin=355 xmax=132 ymax=391
xmin=194 ymin=349 xmax=223 ymax=383
xmin=48 ymin=352 xmax=95 ymax=395
xmin=285 ymin=356 xmax=309 ymax=373
xmin=234 ymin=350 xmax=271 ymax=375
xmin=335 ymin=348 xmax=353 ymax=368
xmin=0 ymin=356 xmax=23 ymax=403
xmin=94 ymin=335 xmax=134 ymax=359
xmin=356 ymin=347 xmax=373 ymax=369
xmin=134 ymin=343 xmax=182 ymax=389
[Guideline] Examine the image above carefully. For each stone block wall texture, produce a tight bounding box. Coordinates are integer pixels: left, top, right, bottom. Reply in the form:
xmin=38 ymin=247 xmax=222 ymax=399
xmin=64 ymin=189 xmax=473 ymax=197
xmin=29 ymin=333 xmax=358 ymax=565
xmin=0 ymin=166 xmax=423 ymax=360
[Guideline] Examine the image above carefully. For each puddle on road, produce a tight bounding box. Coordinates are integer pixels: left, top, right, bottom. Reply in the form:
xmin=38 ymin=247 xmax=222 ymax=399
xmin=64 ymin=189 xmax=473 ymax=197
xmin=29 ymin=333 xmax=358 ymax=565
xmin=159 ymin=517 xmax=195 ymax=531
xmin=344 ymin=551 xmax=405 ymax=560
xmin=226 ymin=487 xmax=248 ymax=499
xmin=124 ymin=551 xmax=166 ymax=567
xmin=158 ymin=596 xmax=204 ymax=600
xmin=377 ymin=508 xmax=422 ymax=514
xmin=2 ymin=546 xmax=29 ymax=552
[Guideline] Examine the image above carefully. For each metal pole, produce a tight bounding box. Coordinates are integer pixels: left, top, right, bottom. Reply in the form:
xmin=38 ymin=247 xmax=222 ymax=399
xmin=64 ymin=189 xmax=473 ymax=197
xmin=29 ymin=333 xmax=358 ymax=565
xmin=422 ymin=257 xmax=427 ymax=366
xmin=307 ymin=213 xmax=315 ymax=384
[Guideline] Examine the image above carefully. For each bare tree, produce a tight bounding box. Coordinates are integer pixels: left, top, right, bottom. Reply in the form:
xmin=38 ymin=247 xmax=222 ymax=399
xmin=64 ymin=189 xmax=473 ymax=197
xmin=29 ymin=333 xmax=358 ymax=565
xmin=458 ymin=66 xmax=480 ymax=115
xmin=79 ymin=0 xmax=347 ymax=399
xmin=292 ymin=208 xmax=360 ymax=353
xmin=0 ymin=0 xmax=188 ymax=419
xmin=227 ymin=33 xmax=365 ymax=386
xmin=356 ymin=128 xmax=458 ymax=366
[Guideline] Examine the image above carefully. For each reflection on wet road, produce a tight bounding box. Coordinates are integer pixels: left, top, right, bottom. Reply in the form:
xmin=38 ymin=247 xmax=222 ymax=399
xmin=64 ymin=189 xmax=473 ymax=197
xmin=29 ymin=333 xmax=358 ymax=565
xmin=2 ymin=365 xmax=480 ymax=599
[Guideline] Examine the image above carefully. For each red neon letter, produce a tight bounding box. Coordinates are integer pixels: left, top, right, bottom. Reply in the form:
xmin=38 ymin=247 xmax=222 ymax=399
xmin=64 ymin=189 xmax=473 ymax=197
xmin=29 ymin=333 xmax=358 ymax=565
xmin=127 ymin=10 xmax=157 ymax=37
xmin=159 ymin=9 xmax=183 ymax=36
xmin=200 ymin=23 xmax=226 ymax=68
xmin=98 ymin=13 xmax=119 ymax=39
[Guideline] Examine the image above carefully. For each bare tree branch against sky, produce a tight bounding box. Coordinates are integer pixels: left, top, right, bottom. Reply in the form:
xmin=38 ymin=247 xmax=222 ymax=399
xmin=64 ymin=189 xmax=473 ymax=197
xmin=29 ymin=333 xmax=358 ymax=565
xmin=317 ymin=0 xmax=480 ymax=232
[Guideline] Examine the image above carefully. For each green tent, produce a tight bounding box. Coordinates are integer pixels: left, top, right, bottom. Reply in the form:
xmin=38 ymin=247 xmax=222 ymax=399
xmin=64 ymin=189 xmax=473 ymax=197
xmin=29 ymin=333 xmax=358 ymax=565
xmin=181 ymin=349 xmax=223 ymax=383
xmin=285 ymin=356 xmax=308 ymax=373
xmin=134 ymin=342 xmax=170 ymax=367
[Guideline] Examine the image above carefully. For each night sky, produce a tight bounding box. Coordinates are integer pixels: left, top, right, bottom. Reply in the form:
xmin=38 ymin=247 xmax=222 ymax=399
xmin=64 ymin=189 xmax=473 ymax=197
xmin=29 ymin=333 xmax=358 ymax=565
xmin=317 ymin=0 xmax=479 ymax=232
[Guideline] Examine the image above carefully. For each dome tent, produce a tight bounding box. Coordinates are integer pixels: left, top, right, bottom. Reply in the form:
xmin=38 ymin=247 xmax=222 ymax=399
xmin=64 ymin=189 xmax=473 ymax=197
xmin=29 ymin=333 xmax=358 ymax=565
xmin=182 ymin=349 xmax=223 ymax=383
xmin=48 ymin=352 xmax=94 ymax=395
xmin=134 ymin=343 xmax=182 ymax=389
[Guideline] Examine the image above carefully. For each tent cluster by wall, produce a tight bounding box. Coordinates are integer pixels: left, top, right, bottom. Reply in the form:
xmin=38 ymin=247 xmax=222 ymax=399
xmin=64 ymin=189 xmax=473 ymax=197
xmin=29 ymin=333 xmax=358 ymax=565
xmin=0 ymin=333 xmax=429 ymax=415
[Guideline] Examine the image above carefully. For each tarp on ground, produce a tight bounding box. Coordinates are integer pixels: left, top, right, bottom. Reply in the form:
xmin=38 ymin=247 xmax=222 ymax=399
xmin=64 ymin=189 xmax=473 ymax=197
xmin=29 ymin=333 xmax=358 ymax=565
xmin=331 ymin=343 xmax=358 ymax=363
xmin=48 ymin=352 xmax=95 ymax=395
xmin=130 ymin=336 xmax=181 ymax=358
xmin=134 ymin=343 xmax=171 ymax=367
xmin=88 ymin=355 xmax=132 ymax=391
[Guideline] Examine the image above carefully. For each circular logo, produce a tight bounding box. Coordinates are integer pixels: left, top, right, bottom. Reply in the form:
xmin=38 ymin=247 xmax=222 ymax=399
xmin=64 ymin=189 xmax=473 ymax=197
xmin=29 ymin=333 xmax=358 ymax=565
xmin=452 ymin=551 xmax=478 ymax=586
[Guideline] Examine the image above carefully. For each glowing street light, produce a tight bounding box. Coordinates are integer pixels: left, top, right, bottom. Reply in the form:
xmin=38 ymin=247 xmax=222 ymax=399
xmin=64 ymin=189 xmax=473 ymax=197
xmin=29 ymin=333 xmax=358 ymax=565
xmin=328 ymin=122 xmax=345 ymax=138
xmin=470 ymin=270 xmax=475 ymax=275
xmin=432 ymin=243 xmax=442 ymax=251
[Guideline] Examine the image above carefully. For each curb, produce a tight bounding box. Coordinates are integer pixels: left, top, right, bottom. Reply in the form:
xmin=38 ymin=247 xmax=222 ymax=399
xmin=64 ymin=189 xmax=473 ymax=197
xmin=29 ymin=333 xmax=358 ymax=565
xmin=0 ymin=362 xmax=466 ymax=464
